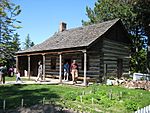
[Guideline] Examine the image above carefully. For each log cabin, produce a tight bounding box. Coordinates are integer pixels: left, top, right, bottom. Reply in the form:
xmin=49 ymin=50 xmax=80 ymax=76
xmin=16 ymin=19 xmax=131 ymax=85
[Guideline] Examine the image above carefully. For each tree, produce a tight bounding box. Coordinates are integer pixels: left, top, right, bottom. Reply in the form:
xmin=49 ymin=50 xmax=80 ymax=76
xmin=130 ymin=49 xmax=147 ymax=73
xmin=134 ymin=0 xmax=150 ymax=40
xmin=23 ymin=34 xmax=35 ymax=50
xmin=0 ymin=0 xmax=21 ymax=64
xmin=12 ymin=33 xmax=21 ymax=51
xmin=30 ymin=42 xmax=35 ymax=47
xmin=82 ymin=0 xmax=150 ymax=73
xmin=82 ymin=0 xmax=137 ymax=33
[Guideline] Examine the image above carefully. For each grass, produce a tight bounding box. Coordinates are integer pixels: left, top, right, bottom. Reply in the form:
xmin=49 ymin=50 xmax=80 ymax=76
xmin=0 ymin=83 xmax=150 ymax=112
xmin=5 ymin=75 xmax=30 ymax=81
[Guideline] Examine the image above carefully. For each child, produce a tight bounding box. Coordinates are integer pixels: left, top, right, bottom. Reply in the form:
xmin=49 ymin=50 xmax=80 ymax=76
xmin=16 ymin=70 xmax=23 ymax=83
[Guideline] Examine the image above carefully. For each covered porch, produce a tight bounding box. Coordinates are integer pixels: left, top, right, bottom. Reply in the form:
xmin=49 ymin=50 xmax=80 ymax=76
xmin=16 ymin=49 xmax=89 ymax=86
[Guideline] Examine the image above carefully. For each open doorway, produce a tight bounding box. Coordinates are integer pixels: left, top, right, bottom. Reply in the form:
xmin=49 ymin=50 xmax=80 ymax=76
xmin=64 ymin=58 xmax=72 ymax=66
xmin=63 ymin=58 xmax=72 ymax=80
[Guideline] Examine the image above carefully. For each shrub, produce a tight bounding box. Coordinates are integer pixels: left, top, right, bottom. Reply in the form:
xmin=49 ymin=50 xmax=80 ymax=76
xmin=123 ymin=99 xmax=139 ymax=111
xmin=99 ymin=95 xmax=116 ymax=108
xmin=107 ymin=76 xmax=116 ymax=80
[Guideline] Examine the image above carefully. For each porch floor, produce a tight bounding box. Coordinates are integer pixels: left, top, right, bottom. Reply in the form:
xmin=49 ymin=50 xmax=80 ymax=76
xmin=2 ymin=76 xmax=93 ymax=86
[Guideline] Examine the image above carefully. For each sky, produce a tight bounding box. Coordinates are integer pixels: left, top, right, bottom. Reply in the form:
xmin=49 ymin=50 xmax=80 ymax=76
xmin=12 ymin=0 xmax=97 ymax=48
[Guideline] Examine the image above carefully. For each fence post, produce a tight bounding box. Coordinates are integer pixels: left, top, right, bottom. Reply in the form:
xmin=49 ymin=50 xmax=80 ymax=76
xmin=109 ymin=89 xmax=112 ymax=100
xmin=43 ymin=97 xmax=45 ymax=105
xmin=90 ymin=90 xmax=92 ymax=94
xmin=21 ymin=99 xmax=24 ymax=107
xmin=80 ymin=96 xmax=83 ymax=103
xmin=144 ymin=106 xmax=146 ymax=113
xmin=146 ymin=106 xmax=148 ymax=112
xmin=120 ymin=91 xmax=122 ymax=98
xmin=92 ymin=97 xmax=94 ymax=105
xmin=3 ymin=100 xmax=5 ymax=111
xmin=82 ymin=91 xmax=85 ymax=95
xmin=141 ymin=108 xmax=144 ymax=113
xmin=137 ymin=109 xmax=140 ymax=113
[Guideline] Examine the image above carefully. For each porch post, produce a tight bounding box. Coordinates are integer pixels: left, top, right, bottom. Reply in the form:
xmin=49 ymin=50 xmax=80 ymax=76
xmin=16 ymin=56 xmax=19 ymax=71
xmin=42 ymin=54 xmax=46 ymax=81
xmin=83 ymin=50 xmax=87 ymax=86
xmin=28 ymin=55 xmax=30 ymax=80
xmin=59 ymin=53 xmax=62 ymax=83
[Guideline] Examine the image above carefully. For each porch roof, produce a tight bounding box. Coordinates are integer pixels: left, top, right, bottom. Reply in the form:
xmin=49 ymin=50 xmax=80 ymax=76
xmin=17 ymin=19 xmax=120 ymax=54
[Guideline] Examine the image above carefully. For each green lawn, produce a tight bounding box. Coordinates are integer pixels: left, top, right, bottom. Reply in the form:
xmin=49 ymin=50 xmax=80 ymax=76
xmin=5 ymin=75 xmax=30 ymax=81
xmin=0 ymin=84 xmax=150 ymax=113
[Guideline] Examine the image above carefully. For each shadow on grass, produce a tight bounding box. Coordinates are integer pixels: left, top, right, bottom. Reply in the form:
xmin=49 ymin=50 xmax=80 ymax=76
xmin=0 ymin=84 xmax=60 ymax=110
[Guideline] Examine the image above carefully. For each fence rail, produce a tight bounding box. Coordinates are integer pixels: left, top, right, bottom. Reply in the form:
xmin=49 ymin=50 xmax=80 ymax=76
xmin=135 ymin=105 xmax=150 ymax=113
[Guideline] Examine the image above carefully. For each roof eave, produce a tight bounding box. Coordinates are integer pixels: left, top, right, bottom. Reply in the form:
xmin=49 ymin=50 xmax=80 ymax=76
xmin=16 ymin=46 xmax=88 ymax=56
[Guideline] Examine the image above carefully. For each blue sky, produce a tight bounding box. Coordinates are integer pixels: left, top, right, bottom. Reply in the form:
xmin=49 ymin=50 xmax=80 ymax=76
xmin=12 ymin=0 xmax=97 ymax=48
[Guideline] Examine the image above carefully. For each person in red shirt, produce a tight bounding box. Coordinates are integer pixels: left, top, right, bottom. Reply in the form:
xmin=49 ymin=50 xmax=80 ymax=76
xmin=71 ymin=60 xmax=78 ymax=84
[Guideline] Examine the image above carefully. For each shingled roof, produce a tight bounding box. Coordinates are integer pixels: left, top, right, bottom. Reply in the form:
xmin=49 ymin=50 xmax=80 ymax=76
xmin=17 ymin=19 xmax=120 ymax=54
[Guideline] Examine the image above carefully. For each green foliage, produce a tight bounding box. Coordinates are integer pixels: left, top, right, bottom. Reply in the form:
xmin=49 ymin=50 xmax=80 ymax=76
xmin=123 ymin=99 xmax=139 ymax=111
xmin=82 ymin=0 xmax=136 ymax=31
xmin=100 ymin=96 xmax=116 ymax=108
xmin=107 ymin=75 xmax=116 ymax=80
xmin=23 ymin=34 xmax=35 ymax=50
xmin=82 ymin=0 xmax=150 ymax=73
xmin=130 ymin=49 xmax=147 ymax=73
xmin=134 ymin=0 xmax=150 ymax=38
xmin=0 ymin=0 xmax=21 ymax=65
xmin=63 ymin=91 xmax=78 ymax=101
xmin=91 ymin=83 xmax=98 ymax=94
xmin=0 ymin=58 xmax=7 ymax=64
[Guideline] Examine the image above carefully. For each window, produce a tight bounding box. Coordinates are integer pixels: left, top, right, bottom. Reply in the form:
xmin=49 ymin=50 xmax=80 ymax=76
xmin=51 ymin=57 xmax=56 ymax=69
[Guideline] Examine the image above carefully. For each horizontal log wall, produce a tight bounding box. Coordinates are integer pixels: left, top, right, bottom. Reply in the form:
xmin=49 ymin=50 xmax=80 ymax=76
xmin=102 ymin=39 xmax=130 ymax=76
xmin=45 ymin=52 xmax=101 ymax=78
xmin=45 ymin=54 xmax=59 ymax=76
xmin=80 ymin=51 xmax=101 ymax=78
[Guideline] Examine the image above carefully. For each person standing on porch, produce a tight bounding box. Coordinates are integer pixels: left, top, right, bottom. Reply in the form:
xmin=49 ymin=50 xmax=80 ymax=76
xmin=36 ymin=61 xmax=43 ymax=82
xmin=71 ymin=60 xmax=78 ymax=84
xmin=63 ymin=62 xmax=70 ymax=81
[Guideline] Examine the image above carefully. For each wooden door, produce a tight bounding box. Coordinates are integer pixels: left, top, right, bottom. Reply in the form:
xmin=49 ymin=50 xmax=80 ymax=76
xmin=117 ymin=59 xmax=123 ymax=78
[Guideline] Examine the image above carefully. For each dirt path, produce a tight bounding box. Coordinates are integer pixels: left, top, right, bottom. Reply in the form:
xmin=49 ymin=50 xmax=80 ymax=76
xmin=1 ymin=104 xmax=77 ymax=113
